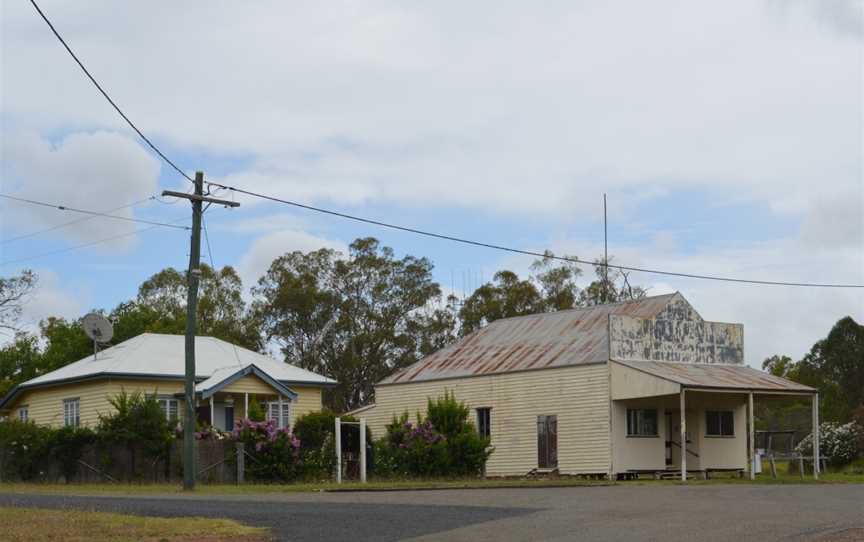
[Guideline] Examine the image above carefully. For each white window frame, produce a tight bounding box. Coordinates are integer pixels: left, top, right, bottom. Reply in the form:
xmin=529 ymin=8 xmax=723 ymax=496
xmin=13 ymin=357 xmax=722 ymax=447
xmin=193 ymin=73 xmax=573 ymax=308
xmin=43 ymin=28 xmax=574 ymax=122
xmin=266 ymin=401 xmax=291 ymax=429
xmin=157 ymin=397 xmax=180 ymax=422
xmin=18 ymin=405 xmax=29 ymax=422
xmin=63 ymin=398 xmax=80 ymax=428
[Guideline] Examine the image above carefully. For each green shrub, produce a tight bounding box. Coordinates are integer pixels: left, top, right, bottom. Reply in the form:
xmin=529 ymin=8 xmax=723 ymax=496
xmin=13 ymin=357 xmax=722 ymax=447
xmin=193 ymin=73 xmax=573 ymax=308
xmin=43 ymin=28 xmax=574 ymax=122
xmin=293 ymin=410 xmax=371 ymax=480
xmin=0 ymin=419 xmax=52 ymax=481
xmin=796 ymin=421 xmax=863 ymax=467
xmin=233 ymin=418 xmax=300 ymax=481
xmin=247 ymin=397 xmax=265 ymax=422
xmin=374 ymin=391 xmax=492 ymax=478
xmin=96 ymin=390 xmax=174 ymax=461
xmin=49 ymin=426 xmax=97 ymax=480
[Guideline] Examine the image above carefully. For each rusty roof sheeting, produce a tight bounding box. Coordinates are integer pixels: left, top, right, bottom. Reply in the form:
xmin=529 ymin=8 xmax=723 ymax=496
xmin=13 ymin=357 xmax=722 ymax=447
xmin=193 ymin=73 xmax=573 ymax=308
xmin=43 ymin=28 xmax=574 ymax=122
xmin=382 ymin=294 xmax=677 ymax=384
xmin=614 ymin=360 xmax=814 ymax=392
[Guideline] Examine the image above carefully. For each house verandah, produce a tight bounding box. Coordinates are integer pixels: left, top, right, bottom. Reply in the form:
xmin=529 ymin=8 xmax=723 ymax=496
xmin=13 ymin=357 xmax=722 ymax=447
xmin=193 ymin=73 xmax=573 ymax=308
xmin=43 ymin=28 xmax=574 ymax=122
xmin=610 ymin=360 xmax=820 ymax=480
xmin=189 ymin=364 xmax=298 ymax=432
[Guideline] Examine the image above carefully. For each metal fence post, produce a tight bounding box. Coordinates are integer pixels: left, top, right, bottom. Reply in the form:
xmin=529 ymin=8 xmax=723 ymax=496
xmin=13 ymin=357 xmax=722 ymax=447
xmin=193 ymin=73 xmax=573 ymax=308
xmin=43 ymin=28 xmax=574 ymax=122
xmin=360 ymin=418 xmax=367 ymax=483
xmin=335 ymin=417 xmax=342 ymax=484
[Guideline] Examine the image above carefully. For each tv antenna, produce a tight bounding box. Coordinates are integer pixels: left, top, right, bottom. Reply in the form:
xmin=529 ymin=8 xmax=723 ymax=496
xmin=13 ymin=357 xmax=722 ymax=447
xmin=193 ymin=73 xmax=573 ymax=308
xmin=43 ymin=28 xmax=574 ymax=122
xmin=81 ymin=312 xmax=114 ymax=359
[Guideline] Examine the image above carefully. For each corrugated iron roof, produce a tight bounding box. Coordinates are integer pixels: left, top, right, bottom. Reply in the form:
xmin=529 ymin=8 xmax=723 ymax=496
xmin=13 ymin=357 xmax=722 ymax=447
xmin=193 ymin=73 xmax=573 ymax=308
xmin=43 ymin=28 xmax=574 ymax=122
xmin=614 ymin=360 xmax=814 ymax=392
xmin=381 ymin=293 xmax=677 ymax=384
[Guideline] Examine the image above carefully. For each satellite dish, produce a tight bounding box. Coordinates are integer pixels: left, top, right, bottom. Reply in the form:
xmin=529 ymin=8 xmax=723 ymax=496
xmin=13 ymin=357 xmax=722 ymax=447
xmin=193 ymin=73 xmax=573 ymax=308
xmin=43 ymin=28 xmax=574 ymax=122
xmin=82 ymin=312 xmax=113 ymax=346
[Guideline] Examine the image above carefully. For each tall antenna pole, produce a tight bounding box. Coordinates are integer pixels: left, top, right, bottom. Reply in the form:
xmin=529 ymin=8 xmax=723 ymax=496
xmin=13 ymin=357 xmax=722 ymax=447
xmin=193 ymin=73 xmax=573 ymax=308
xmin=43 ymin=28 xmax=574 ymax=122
xmin=603 ymin=193 xmax=609 ymax=303
xmin=162 ymin=173 xmax=239 ymax=491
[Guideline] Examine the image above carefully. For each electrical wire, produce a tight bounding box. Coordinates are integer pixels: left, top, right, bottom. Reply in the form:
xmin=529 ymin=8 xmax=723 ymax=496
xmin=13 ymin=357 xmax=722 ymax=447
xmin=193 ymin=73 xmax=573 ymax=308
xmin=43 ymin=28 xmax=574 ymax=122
xmin=1 ymin=196 xmax=157 ymax=244
xmin=0 ymin=217 xmax=189 ymax=266
xmin=0 ymin=194 xmax=190 ymax=230
xmin=28 ymin=0 xmax=194 ymax=184
xmin=205 ymin=181 xmax=864 ymax=289
xmin=203 ymin=215 xmax=215 ymax=270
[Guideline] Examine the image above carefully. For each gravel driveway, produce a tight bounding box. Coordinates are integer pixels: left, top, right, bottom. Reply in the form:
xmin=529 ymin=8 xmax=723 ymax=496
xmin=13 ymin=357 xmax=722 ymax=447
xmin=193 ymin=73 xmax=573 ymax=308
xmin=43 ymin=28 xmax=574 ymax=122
xmin=1 ymin=484 xmax=862 ymax=541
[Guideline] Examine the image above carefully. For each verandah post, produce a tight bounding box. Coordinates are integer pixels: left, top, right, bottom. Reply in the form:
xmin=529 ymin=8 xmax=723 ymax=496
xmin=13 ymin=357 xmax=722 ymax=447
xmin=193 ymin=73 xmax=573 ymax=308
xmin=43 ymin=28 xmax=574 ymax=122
xmin=748 ymin=392 xmax=755 ymax=480
xmin=680 ymin=388 xmax=686 ymax=482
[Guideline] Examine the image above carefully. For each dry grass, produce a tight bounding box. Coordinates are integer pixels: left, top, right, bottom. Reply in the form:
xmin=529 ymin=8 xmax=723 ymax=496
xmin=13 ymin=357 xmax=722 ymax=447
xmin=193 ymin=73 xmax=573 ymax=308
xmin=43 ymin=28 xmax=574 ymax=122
xmin=0 ymin=507 xmax=270 ymax=542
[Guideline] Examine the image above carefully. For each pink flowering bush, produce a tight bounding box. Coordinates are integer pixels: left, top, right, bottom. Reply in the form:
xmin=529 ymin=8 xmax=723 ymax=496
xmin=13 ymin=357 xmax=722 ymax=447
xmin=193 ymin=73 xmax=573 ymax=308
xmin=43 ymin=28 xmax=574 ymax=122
xmin=233 ymin=418 xmax=301 ymax=481
xmin=375 ymin=391 xmax=492 ymax=477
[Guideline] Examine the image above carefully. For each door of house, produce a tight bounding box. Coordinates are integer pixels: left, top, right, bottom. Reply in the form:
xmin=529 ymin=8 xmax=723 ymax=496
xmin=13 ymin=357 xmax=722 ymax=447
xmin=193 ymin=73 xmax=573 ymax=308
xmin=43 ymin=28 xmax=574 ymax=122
xmin=224 ymin=406 xmax=234 ymax=431
xmin=537 ymin=415 xmax=558 ymax=469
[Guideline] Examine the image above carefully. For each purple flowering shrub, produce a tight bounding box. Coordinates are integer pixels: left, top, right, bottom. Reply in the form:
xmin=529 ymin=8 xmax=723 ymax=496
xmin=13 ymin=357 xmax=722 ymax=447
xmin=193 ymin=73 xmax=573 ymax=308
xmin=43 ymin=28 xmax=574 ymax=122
xmin=233 ymin=418 xmax=302 ymax=481
xmin=375 ymin=391 xmax=492 ymax=477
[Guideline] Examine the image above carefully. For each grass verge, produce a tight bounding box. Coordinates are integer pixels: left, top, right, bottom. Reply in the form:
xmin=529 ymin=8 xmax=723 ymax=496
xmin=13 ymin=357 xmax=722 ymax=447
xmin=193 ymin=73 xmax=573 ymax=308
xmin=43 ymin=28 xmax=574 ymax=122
xmin=0 ymin=470 xmax=861 ymax=496
xmin=0 ymin=506 xmax=269 ymax=541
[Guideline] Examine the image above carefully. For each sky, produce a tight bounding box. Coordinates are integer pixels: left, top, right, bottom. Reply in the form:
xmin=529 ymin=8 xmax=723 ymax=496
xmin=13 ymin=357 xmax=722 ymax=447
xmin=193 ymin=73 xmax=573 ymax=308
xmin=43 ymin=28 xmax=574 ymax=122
xmin=1 ymin=0 xmax=862 ymax=367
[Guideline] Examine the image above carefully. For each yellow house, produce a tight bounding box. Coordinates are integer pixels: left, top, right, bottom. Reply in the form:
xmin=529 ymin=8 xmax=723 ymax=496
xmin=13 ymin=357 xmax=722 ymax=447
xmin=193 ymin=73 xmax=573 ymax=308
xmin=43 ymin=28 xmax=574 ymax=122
xmin=353 ymin=293 xmax=819 ymax=480
xmin=0 ymin=333 xmax=336 ymax=431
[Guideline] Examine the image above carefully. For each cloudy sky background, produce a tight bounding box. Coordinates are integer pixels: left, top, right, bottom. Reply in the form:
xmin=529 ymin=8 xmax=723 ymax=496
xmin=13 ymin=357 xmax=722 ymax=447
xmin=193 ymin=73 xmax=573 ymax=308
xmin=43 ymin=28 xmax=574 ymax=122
xmin=1 ymin=0 xmax=862 ymax=365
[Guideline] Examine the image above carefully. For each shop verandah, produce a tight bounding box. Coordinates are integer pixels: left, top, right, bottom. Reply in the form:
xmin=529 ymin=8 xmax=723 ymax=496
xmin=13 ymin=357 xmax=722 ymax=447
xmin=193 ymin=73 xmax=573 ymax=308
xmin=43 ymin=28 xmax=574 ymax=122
xmin=610 ymin=360 xmax=820 ymax=480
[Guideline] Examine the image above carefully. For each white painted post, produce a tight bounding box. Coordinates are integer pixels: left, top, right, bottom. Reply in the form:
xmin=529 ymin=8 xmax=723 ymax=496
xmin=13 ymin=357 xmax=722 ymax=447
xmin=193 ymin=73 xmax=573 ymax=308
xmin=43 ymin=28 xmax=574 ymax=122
xmin=335 ymin=417 xmax=342 ymax=484
xmin=210 ymin=396 xmax=215 ymax=427
xmin=680 ymin=389 xmax=686 ymax=482
xmin=748 ymin=392 xmax=755 ymax=480
xmin=278 ymin=395 xmax=284 ymax=429
xmin=813 ymin=393 xmax=820 ymax=480
xmin=244 ymin=393 xmax=249 ymax=419
xmin=360 ymin=418 xmax=367 ymax=483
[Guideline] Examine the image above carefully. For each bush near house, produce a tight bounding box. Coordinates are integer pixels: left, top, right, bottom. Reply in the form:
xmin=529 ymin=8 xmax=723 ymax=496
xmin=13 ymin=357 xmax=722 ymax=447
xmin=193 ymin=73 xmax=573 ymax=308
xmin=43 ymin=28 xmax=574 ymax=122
xmin=795 ymin=421 xmax=863 ymax=467
xmin=232 ymin=418 xmax=301 ymax=481
xmin=292 ymin=410 xmax=370 ymax=480
xmin=374 ymin=391 xmax=492 ymax=478
xmin=0 ymin=420 xmax=95 ymax=481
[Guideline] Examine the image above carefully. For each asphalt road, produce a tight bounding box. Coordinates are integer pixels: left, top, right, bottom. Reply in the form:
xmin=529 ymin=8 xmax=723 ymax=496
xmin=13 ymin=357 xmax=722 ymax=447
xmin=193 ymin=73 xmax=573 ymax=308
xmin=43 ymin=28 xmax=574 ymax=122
xmin=1 ymin=484 xmax=862 ymax=541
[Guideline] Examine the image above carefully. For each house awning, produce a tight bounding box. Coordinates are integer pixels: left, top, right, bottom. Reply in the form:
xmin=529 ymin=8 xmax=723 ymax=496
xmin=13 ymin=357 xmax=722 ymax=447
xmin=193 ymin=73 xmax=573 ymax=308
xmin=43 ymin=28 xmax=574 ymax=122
xmin=611 ymin=359 xmax=814 ymax=400
xmin=195 ymin=363 xmax=298 ymax=400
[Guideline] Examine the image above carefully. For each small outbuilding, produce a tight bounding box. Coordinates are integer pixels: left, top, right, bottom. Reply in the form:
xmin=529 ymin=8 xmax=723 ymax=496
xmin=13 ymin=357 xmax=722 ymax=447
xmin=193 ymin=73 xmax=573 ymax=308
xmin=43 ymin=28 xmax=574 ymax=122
xmin=355 ymin=293 xmax=819 ymax=480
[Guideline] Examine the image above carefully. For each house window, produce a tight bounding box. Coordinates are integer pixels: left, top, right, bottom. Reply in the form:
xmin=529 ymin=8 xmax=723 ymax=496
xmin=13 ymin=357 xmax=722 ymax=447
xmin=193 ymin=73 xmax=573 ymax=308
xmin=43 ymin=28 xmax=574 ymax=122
xmin=626 ymin=409 xmax=658 ymax=437
xmin=63 ymin=398 xmax=80 ymax=428
xmin=537 ymin=415 xmax=558 ymax=469
xmin=157 ymin=398 xmax=179 ymax=422
xmin=18 ymin=406 xmax=28 ymax=422
xmin=477 ymin=408 xmax=491 ymax=439
xmin=266 ymin=402 xmax=291 ymax=429
xmin=706 ymin=410 xmax=734 ymax=437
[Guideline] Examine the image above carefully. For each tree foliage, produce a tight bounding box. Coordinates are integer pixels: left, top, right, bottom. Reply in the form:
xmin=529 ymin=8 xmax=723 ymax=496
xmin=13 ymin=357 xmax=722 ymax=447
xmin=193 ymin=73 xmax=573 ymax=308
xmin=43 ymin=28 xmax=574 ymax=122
xmin=252 ymin=238 xmax=450 ymax=411
xmin=0 ymin=270 xmax=37 ymax=334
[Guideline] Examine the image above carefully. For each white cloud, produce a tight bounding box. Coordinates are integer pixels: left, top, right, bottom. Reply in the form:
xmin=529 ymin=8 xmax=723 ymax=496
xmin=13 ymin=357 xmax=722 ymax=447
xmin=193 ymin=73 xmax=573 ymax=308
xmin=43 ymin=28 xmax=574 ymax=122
xmin=14 ymin=269 xmax=88 ymax=338
xmin=1 ymin=131 xmax=161 ymax=247
xmin=237 ymin=230 xmax=348 ymax=290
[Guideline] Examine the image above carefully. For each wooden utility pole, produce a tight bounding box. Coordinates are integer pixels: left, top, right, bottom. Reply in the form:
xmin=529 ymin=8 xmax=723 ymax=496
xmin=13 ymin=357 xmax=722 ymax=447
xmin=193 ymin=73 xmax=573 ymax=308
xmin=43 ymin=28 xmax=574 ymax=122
xmin=162 ymin=172 xmax=239 ymax=491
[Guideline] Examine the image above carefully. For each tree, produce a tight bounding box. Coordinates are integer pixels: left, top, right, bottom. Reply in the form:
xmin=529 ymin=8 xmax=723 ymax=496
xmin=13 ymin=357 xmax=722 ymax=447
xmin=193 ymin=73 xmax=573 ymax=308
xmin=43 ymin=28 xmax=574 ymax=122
xmin=578 ymin=257 xmax=646 ymax=306
xmin=0 ymin=333 xmax=42 ymax=397
xmin=799 ymin=316 xmax=864 ymax=421
xmin=458 ymin=270 xmax=543 ymax=335
xmin=530 ymin=251 xmax=583 ymax=312
xmin=253 ymin=237 xmax=451 ymax=412
xmin=0 ymin=270 xmax=37 ymax=334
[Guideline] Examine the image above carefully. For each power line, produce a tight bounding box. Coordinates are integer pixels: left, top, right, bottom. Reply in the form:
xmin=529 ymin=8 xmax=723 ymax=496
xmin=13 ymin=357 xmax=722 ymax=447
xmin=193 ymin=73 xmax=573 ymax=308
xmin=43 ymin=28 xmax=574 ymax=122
xmin=28 ymin=0 xmax=194 ymax=184
xmin=205 ymin=181 xmax=864 ymax=289
xmin=0 ymin=217 xmax=189 ymax=266
xmin=203 ymin=215 xmax=215 ymax=269
xmin=0 ymin=194 xmax=190 ymax=230
xmin=1 ymin=196 xmax=156 ymax=244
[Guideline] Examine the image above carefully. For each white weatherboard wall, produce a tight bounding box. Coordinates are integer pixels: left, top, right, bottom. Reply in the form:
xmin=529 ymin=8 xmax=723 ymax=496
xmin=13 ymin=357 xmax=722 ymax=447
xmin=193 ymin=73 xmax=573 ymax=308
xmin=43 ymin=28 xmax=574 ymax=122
xmin=365 ymin=363 xmax=611 ymax=476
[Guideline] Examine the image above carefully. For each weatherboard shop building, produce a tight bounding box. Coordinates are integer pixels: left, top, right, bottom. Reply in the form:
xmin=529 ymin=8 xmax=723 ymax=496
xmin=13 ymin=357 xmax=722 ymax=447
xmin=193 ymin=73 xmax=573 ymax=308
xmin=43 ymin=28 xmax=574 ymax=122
xmin=0 ymin=333 xmax=336 ymax=431
xmin=353 ymin=293 xmax=821 ymax=480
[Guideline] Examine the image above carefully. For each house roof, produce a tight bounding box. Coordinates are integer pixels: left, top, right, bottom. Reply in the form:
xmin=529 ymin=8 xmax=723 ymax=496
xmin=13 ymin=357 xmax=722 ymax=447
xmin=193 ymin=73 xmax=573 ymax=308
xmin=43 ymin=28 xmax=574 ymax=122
xmin=195 ymin=364 xmax=298 ymax=400
xmin=1 ymin=333 xmax=335 ymax=408
xmin=613 ymin=359 xmax=815 ymax=393
xmin=381 ymin=293 xmax=678 ymax=385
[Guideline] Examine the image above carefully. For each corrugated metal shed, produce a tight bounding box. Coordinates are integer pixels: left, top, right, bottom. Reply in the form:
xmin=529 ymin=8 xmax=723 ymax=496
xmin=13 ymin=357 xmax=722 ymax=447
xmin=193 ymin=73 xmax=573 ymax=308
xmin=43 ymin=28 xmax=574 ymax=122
xmin=382 ymin=294 xmax=677 ymax=384
xmin=613 ymin=360 xmax=814 ymax=392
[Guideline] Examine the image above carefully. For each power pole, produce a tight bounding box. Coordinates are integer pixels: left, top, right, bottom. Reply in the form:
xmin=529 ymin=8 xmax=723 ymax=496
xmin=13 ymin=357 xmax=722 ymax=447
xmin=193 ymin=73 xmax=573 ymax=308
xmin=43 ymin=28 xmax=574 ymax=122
xmin=162 ymin=172 xmax=239 ymax=491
